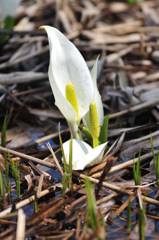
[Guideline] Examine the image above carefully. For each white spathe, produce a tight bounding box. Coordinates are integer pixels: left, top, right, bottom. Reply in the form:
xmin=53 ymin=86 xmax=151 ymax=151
xmin=63 ymin=139 xmax=108 ymax=170
xmin=41 ymin=26 xmax=94 ymax=139
xmin=82 ymin=56 xmax=104 ymax=129
xmin=0 ymin=0 xmax=21 ymax=20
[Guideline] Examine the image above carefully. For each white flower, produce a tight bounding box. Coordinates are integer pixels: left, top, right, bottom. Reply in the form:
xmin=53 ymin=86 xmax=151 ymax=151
xmin=0 ymin=0 xmax=21 ymax=20
xmin=63 ymin=139 xmax=108 ymax=170
xmin=40 ymin=26 xmax=94 ymax=139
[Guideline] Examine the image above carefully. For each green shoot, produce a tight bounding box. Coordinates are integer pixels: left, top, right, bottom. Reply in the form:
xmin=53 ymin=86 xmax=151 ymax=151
xmin=85 ymin=177 xmax=98 ymax=231
xmin=0 ymin=165 xmax=4 ymax=205
xmin=127 ymin=197 xmax=131 ymax=231
xmin=150 ymin=134 xmax=159 ymax=186
xmin=133 ymin=151 xmax=141 ymax=185
xmin=139 ymin=199 xmax=145 ymax=240
xmin=85 ymin=177 xmax=106 ymax=239
xmin=59 ymin=128 xmax=67 ymax=174
xmin=1 ymin=114 xmax=10 ymax=198
xmin=33 ymin=187 xmax=38 ymax=213
xmin=68 ymin=135 xmax=73 ymax=189
xmin=156 ymin=152 xmax=159 ymax=186
xmin=8 ymin=153 xmax=21 ymax=199
xmin=59 ymin=124 xmax=73 ymax=194
xmin=4 ymin=152 xmax=10 ymax=198
xmin=0 ymin=164 xmax=7 ymax=194
xmin=150 ymin=134 xmax=156 ymax=170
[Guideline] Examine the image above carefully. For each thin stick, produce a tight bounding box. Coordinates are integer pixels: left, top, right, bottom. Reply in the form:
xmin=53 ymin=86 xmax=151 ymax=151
xmin=36 ymin=129 xmax=69 ymax=144
xmin=141 ymin=196 xmax=159 ymax=206
xmin=0 ymin=146 xmax=54 ymax=169
xmin=0 ymin=186 xmax=56 ymax=218
xmin=16 ymin=209 xmax=26 ymax=240
xmin=47 ymin=142 xmax=64 ymax=176
xmin=73 ymin=171 xmax=132 ymax=196
xmin=109 ymin=150 xmax=158 ymax=174
xmin=112 ymin=192 xmax=136 ymax=218
xmin=109 ymin=100 xmax=159 ymax=119
xmin=92 ymin=150 xmax=158 ymax=178
xmin=37 ymin=174 xmax=44 ymax=199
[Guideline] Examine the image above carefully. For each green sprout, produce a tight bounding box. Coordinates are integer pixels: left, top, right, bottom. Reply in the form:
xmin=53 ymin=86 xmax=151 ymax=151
xmin=1 ymin=113 xmax=10 ymax=198
xmin=127 ymin=197 xmax=131 ymax=231
xmin=0 ymin=165 xmax=4 ymax=206
xmin=85 ymin=177 xmax=98 ymax=230
xmin=139 ymin=199 xmax=145 ymax=240
xmin=1 ymin=114 xmax=21 ymax=200
xmin=68 ymin=136 xmax=73 ymax=189
xmin=59 ymin=127 xmax=73 ymax=195
xmin=33 ymin=186 xmax=38 ymax=213
xmin=8 ymin=153 xmax=21 ymax=199
xmin=85 ymin=177 xmax=106 ymax=239
xmin=133 ymin=151 xmax=141 ymax=185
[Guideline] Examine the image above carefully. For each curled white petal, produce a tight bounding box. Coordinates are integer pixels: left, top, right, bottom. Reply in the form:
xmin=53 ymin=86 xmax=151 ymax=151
xmin=62 ymin=139 xmax=108 ymax=170
xmin=63 ymin=139 xmax=92 ymax=165
xmin=42 ymin=26 xmax=94 ymax=124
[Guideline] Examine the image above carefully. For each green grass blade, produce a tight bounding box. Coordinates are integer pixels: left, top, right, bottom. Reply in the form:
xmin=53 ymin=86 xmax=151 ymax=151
xmin=0 ymin=165 xmax=3 ymax=197
xmin=33 ymin=187 xmax=38 ymax=213
xmin=133 ymin=151 xmax=141 ymax=185
xmin=0 ymin=165 xmax=7 ymax=191
xmin=8 ymin=152 xmax=20 ymax=199
xmin=127 ymin=197 xmax=131 ymax=231
xmin=150 ymin=133 xmax=156 ymax=171
xmin=85 ymin=177 xmax=97 ymax=231
xmin=156 ymin=152 xmax=159 ymax=186
xmin=58 ymin=128 xmax=67 ymax=173
xmin=4 ymin=152 xmax=10 ymax=197
xmin=68 ymin=136 xmax=73 ymax=189
xmin=1 ymin=114 xmax=10 ymax=196
xmin=15 ymin=162 xmax=20 ymax=199
xmin=139 ymin=199 xmax=145 ymax=240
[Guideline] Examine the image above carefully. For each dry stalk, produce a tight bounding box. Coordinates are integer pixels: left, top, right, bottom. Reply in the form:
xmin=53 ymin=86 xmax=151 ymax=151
xmin=47 ymin=142 xmax=64 ymax=176
xmin=0 ymin=146 xmax=54 ymax=169
xmin=16 ymin=209 xmax=26 ymax=240
xmin=0 ymin=186 xmax=56 ymax=218
xmin=91 ymin=150 xmax=158 ymax=178
xmin=73 ymin=171 xmax=133 ymax=196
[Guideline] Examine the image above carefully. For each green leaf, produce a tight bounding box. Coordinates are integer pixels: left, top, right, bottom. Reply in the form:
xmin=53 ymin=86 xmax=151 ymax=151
xmin=79 ymin=125 xmax=92 ymax=144
xmin=4 ymin=15 xmax=15 ymax=29
xmin=99 ymin=115 xmax=109 ymax=145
